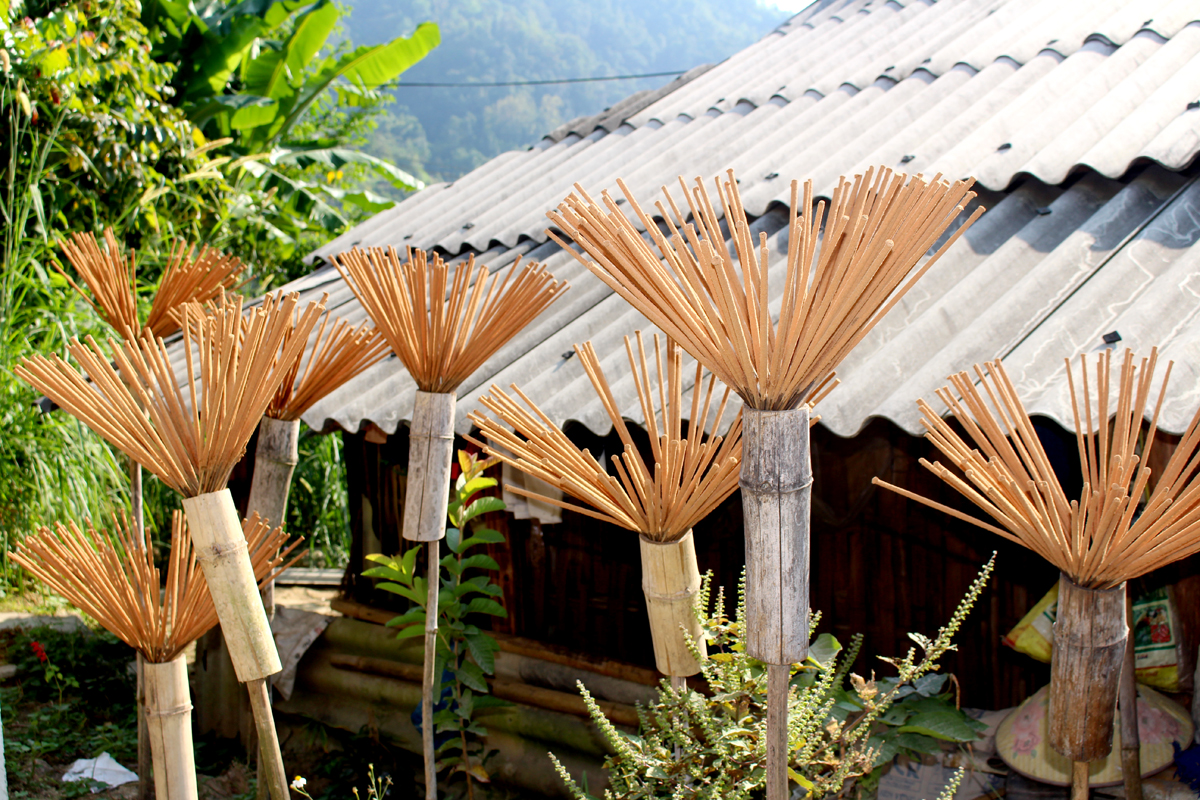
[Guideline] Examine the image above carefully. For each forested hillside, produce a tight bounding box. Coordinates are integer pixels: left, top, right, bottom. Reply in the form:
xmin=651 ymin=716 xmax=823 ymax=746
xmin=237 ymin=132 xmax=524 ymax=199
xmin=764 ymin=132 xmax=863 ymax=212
xmin=348 ymin=0 xmax=790 ymax=184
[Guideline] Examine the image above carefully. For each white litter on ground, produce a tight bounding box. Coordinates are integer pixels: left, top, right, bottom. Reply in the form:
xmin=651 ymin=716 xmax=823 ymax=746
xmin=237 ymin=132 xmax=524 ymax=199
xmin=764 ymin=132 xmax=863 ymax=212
xmin=62 ymin=753 xmax=138 ymax=791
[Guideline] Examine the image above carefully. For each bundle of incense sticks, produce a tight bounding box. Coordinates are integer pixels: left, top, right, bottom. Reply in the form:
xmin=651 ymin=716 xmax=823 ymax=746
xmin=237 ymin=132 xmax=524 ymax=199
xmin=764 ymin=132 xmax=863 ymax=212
xmin=266 ymin=311 xmax=390 ymax=420
xmin=56 ymin=229 xmax=245 ymax=339
xmin=469 ymin=332 xmax=744 ymax=542
xmin=873 ymin=348 xmax=1200 ymax=589
xmin=547 ymin=168 xmax=981 ymax=411
xmin=14 ymin=291 xmax=324 ymax=497
xmin=13 ymin=511 xmax=302 ymax=663
xmin=332 ymin=247 xmax=568 ymax=393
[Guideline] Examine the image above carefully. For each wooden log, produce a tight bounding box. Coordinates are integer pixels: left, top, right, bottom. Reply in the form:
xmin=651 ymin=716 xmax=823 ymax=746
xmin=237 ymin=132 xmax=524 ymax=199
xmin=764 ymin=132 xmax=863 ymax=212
xmin=639 ymin=532 xmax=705 ymax=677
xmin=143 ymin=656 xmax=198 ymax=800
xmin=1120 ymin=591 xmax=1142 ymax=800
xmin=327 ymin=653 xmax=642 ymax=728
xmin=246 ymin=678 xmax=288 ymax=800
xmin=1049 ymin=573 xmax=1127 ymax=762
xmin=244 ymin=416 xmax=300 ymax=800
xmin=181 ymin=490 xmax=281 ymax=682
xmin=739 ymin=405 xmax=812 ymax=665
xmin=404 ymin=391 xmax=456 ymax=542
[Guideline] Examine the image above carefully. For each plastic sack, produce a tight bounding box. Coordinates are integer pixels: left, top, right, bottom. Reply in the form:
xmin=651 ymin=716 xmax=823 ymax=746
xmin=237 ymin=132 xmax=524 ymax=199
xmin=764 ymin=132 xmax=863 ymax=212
xmin=1004 ymin=583 xmax=1183 ymax=691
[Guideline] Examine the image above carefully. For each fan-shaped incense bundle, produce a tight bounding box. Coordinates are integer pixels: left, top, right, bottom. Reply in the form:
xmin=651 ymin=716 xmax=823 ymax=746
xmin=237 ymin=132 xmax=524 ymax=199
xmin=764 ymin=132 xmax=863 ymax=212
xmin=470 ymin=334 xmax=745 ymax=677
xmin=13 ymin=510 xmax=302 ymax=800
xmin=333 ymin=246 xmax=566 ymax=799
xmin=549 ymin=166 xmax=981 ymax=799
xmin=872 ymin=348 xmax=1200 ymax=796
xmin=56 ymin=229 xmax=245 ymax=340
xmin=14 ymin=291 xmax=323 ymax=800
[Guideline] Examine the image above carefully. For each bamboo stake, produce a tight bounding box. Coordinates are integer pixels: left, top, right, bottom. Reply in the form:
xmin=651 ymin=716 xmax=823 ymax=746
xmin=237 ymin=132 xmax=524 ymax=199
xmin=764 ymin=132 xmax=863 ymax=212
xmin=548 ymin=168 xmax=977 ymax=798
xmin=144 ymin=657 xmax=198 ymax=800
xmin=333 ymin=247 xmax=566 ymax=799
xmin=1120 ymin=591 xmax=1143 ymax=800
xmin=423 ymin=541 xmax=439 ymax=800
xmin=874 ymin=348 xmax=1200 ymax=780
xmin=14 ymin=291 xmax=322 ymax=800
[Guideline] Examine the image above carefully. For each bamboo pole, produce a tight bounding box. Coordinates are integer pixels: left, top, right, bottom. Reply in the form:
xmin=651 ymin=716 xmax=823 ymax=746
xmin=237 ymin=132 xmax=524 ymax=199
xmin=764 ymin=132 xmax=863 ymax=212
xmin=1120 ymin=591 xmax=1143 ymax=800
xmin=131 ymin=459 xmax=151 ymax=800
xmin=406 ymin=392 xmax=457 ymax=543
xmin=244 ymin=416 xmax=300 ymax=800
xmin=639 ymin=532 xmax=705 ymax=677
xmin=423 ymin=541 xmax=440 ymax=800
xmin=143 ymin=656 xmax=198 ymax=800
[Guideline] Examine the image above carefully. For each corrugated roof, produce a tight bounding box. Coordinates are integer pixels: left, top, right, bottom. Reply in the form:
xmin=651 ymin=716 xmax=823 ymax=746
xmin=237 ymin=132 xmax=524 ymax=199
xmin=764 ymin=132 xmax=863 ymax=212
xmin=281 ymin=0 xmax=1200 ymax=439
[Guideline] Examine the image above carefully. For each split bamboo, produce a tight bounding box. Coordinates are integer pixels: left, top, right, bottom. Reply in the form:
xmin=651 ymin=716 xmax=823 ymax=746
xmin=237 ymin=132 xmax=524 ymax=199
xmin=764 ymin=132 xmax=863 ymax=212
xmin=548 ymin=167 xmax=980 ymax=800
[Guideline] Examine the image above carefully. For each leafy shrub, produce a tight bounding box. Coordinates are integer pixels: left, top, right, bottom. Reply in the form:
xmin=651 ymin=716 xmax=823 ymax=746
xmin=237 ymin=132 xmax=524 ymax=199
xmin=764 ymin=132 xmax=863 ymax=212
xmin=551 ymin=557 xmax=994 ymax=799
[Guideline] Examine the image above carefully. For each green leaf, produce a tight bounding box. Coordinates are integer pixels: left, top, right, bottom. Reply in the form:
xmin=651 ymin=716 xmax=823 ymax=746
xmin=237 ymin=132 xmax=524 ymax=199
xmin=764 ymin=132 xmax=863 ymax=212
xmin=897 ymin=710 xmax=984 ymax=742
xmin=458 ymin=529 xmax=505 ymax=551
xmin=806 ymin=633 xmax=841 ymax=668
xmin=460 ymin=497 xmax=506 ymax=526
xmin=384 ymin=607 xmax=425 ymax=628
xmin=464 ymin=598 xmax=507 ymax=618
xmin=445 ymin=525 xmax=462 ymax=554
xmin=458 ymin=554 xmax=499 ymax=573
xmin=394 ymin=625 xmax=425 ymax=641
xmin=333 ymin=21 xmax=440 ymax=89
xmin=464 ymin=632 xmax=500 ymax=674
xmin=362 ymin=566 xmax=408 ymax=582
xmin=460 ymin=476 xmax=497 ymax=499
xmin=284 ymin=1 xmax=338 ymax=87
xmin=229 ymin=96 xmax=280 ymax=129
xmin=913 ymin=673 xmax=948 ymax=697
xmin=376 ymin=582 xmax=425 ymax=606
xmin=456 ymin=659 xmax=488 ymax=693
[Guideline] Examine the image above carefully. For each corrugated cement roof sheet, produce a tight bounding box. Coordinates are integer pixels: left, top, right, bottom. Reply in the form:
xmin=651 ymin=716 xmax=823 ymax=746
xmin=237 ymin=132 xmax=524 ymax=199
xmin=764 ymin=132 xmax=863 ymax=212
xmin=280 ymin=0 xmax=1200 ymax=439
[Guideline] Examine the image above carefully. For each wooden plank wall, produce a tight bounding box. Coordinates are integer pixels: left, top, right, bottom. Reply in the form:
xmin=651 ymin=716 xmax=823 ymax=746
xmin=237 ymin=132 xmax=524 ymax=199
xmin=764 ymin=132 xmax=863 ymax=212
xmin=338 ymin=420 xmax=1196 ymax=712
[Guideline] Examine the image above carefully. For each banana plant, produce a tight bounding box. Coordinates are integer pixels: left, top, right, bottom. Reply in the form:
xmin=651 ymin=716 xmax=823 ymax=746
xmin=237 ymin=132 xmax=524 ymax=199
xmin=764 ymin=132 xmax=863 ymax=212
xmin=142 ymin=0 xmax=439 ymax=233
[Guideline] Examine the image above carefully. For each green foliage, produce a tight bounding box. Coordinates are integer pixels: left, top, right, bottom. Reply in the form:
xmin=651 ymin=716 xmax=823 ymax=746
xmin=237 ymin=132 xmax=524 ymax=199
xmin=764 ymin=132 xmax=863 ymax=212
xmin=289 ymin=425 xmax=352 ymax=568
xmin=550 ymin=556 xmax=996 ymax=799
xmin=3 ymin=625 xmax=139 ymax=793
xmin=364 ymin=450 xmax=510 ymax=795
xmin=141 ymin=0 xmax=439 ymax=252
xmin=346 ymin=0 xmax=788 ymax=182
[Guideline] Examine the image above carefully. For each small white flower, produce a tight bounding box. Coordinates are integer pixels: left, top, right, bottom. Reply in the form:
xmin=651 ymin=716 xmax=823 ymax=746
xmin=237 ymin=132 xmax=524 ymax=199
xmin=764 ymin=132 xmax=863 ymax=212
xmin=291 ymin=776 xmax=307 ymax=792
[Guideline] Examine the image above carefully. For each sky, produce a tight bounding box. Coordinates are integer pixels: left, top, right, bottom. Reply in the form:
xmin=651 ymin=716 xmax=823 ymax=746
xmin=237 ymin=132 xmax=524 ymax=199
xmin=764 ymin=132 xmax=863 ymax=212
xmin=760 ymin=0 xmax=819 ymax=11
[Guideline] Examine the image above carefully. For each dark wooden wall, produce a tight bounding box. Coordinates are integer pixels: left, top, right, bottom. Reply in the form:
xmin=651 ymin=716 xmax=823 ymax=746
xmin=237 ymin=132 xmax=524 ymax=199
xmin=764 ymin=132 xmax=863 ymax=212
xmin=337 ymin=418 xmax=1196 ymax=712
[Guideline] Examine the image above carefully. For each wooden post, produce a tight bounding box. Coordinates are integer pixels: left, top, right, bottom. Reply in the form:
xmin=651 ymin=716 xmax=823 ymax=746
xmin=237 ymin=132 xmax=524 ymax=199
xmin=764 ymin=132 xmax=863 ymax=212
xmin=404 ymin=391 xmax=454 ymax=800
xmin=181 ymin=490 xmax=287 ymax=800
xmin=143 ymin=656 xmax=198 ymax=800
xmin=130 ymin=458 xmax=152 ymax=800
xmin=1049 ymin=574 xmax=1127 ymax=800
xmin=245 ymin=417 xmax=300 ymax=800
xmin=740 ymin=405 xmax=812 ymax=800
xmin=247 ymin=679 xmax=288 ymax=800
xmin=404 ymin=391 xmax=456 ymax=543
xmin=1120 ymin=590 xmax=1142 ymax=800
xmin=422 ymin=540 xmax=440 ymax=800
xmin=639 ymin=532 xmax=705 ymax=678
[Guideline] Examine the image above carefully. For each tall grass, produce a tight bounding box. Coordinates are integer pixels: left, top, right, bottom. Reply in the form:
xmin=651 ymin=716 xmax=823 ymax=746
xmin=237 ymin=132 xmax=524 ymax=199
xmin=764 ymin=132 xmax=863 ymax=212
xmin=0 ymin=59 xmax=131 ymax=592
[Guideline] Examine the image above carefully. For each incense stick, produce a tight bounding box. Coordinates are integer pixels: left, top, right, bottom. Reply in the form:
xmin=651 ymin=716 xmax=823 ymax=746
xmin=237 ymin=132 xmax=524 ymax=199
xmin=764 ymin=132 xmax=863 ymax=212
xmin=13 ymin=510 xmax=303 ymax=663
xmin=14 ymin=292 xmax=325 ymax=497
xmin=267 ymin=311 xmax=390 ymax=421
xmin=547 ymin=168 xmax=981 ymax=411
xmin=469 ymin=333 xmax=747 ymax=543
xmin=55 ymin=229 xmax=245 ymax=340
xmin=874 ymin=349 xmax=1200 ymax=588
xmin=332 ymin=247 xmax=568 ymax=393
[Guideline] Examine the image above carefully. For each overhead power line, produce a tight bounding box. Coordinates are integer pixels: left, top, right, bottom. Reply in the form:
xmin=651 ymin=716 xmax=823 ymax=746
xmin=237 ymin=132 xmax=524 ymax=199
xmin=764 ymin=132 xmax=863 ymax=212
xmin=393 ymin=70 xmax=687 ymax=87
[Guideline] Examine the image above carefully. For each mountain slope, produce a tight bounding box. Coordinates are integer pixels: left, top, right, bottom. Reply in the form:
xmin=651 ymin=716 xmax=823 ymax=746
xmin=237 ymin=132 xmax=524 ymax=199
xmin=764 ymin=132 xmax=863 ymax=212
xmin=349 ymin=0 xmax=789 ymax=183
